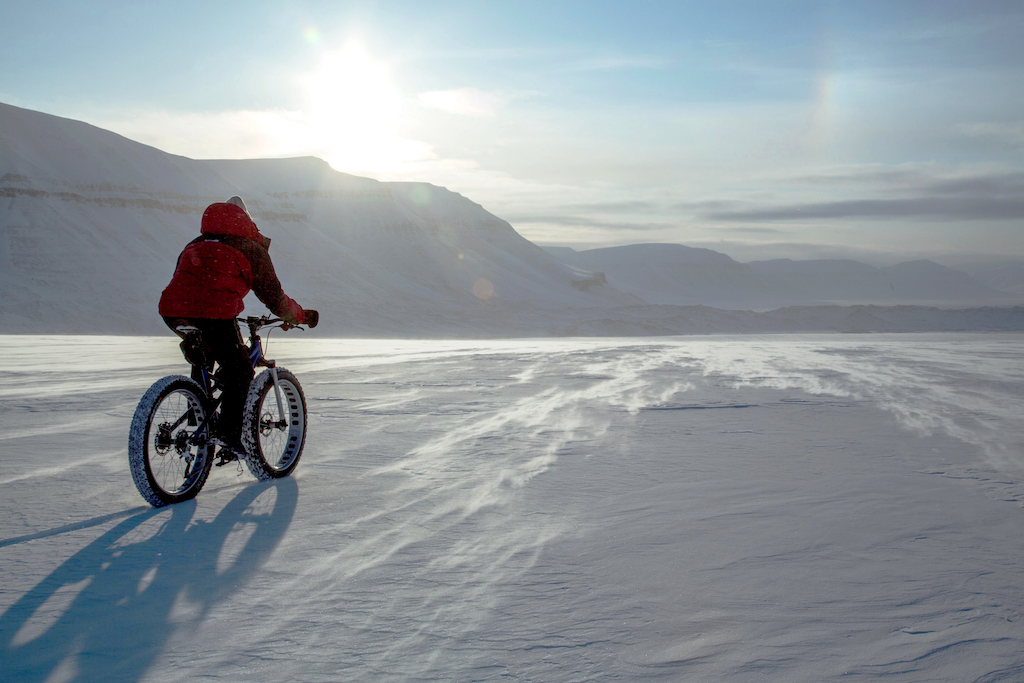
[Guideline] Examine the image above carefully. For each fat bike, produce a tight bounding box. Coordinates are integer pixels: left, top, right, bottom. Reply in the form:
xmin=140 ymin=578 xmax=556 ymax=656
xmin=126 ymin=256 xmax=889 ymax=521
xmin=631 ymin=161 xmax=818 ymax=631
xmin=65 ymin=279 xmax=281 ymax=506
xmin=128 ymin=313 xmax=317 ymax=507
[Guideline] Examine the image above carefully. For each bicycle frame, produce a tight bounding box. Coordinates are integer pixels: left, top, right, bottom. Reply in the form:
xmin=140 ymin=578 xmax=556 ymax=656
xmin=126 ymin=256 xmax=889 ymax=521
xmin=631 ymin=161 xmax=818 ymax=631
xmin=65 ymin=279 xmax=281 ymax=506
xmin=184 ymin=315 xmax=290 ymax=447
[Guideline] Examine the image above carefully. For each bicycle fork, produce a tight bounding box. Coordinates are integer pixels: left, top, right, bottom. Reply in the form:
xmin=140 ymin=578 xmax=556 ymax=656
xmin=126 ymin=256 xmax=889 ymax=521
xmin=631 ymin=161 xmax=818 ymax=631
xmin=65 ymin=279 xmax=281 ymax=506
xmin=269 ymin=366 xmax=288 ymax=428
xmin=250 ymin=329 xmax=287 ymax=429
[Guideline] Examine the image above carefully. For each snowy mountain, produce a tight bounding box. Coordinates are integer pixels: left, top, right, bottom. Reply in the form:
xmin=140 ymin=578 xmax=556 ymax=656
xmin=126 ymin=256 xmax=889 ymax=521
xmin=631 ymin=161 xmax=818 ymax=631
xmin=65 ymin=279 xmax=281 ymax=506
xmin=952 ymin=261 xmax=1024 ymax=295
xmin=0 ymin=102 xmax=633 ymax=335
xmin=1 ymin=100 xmax=1021 ymax=336
xmin=550 ymin=244 xmax=777 ymax=308
xmin=549 ymin=244 xmax=1016 ymax=310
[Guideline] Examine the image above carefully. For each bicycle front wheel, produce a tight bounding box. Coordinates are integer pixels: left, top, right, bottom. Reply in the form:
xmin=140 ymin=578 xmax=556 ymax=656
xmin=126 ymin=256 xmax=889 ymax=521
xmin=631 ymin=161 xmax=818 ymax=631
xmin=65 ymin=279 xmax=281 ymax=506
xmin=241 ymin=368 xmax=307 ymax=480
xmin=129 ymin=375 xmax=214 ymax=507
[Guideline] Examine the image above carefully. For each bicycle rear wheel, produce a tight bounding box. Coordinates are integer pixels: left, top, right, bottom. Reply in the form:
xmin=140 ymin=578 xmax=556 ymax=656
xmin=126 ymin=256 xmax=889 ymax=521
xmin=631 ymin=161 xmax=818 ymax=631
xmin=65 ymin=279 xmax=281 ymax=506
xmin=129 ymin=375 xmax=214 ymax=506
xmin=241 ymin=368 xmax=307 ymax=480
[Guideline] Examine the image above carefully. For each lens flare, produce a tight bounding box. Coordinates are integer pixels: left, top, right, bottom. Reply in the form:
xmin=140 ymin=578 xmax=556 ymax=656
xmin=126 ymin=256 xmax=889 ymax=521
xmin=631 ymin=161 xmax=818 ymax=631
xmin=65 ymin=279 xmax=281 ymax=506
xmin=303 ymin=26 xmax=321 ymax=44
xmin=472 ymin=278 xmax=495 ymax=301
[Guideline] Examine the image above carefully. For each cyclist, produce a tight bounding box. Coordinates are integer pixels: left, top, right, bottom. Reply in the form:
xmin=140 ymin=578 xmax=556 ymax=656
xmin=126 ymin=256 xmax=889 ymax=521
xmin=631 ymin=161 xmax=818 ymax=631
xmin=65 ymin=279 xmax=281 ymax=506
xmin=159 ymin=196 xmax=312 ymax=458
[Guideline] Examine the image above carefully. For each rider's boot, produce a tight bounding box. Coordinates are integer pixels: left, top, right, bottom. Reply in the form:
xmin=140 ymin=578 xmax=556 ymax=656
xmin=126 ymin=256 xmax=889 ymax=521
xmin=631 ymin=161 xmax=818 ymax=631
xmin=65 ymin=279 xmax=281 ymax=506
xmin=211 ymin=428 xmax=245 ymax=466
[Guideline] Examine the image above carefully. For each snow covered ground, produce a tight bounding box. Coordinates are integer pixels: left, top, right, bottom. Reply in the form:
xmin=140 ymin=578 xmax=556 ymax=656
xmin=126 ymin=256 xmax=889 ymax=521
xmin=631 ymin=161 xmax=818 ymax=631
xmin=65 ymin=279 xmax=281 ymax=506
xmin=2 ymin=332 xmax=1024 ymax=682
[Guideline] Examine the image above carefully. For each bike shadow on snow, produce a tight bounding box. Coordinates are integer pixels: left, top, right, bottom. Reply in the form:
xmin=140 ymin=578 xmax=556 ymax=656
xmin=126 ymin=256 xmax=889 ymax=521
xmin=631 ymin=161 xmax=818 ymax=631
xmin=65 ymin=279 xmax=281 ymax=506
xmin=0 ymin=477 xmax=298 ymax=683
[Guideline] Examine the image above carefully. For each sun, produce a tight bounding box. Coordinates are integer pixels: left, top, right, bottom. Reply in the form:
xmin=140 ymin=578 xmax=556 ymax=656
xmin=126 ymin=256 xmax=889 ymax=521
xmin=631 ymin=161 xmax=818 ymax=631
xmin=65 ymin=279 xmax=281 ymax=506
xmin=309 ymin=44 xmax=397 ymax=134
xmin=301 ymin=43 xmax=429 ymax=175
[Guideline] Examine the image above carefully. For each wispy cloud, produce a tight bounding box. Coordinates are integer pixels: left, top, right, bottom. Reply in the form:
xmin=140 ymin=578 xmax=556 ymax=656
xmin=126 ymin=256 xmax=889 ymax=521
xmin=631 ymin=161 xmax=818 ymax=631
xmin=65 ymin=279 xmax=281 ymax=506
xmin=703 ymin=170 xmax=1024 ymax=222
xmin=563 ymin=54 xmax=672 ymax=72
xmin=789 ymin=167 xmax=936 ymax=188
xmin=725 ymin=226 xmax=788 ymax=234
xmin=558 ymin=200 xmax=662 ymax=214
xmin=922 ymin=171 xmax=1024 ymax=196
xmin=507 ymin=212 xmax=789 ymax=236
xmin=707 ymin=197 xmax=1024 ymax=222
xmin=671 ymin=199 xmax=747 ymax=213
xmin=508 ymin=213 xmax=676 ymax=232
xmin=417 ymin=88 xmax=511 ymax=117
xmin=959 ymin=122 xmax=1024 ymax=148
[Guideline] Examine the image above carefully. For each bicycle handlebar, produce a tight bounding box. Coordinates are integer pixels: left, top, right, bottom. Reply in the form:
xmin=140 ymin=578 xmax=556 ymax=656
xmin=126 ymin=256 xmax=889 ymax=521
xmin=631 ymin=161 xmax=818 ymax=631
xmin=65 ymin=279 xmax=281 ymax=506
xmin=237 ymin=315 xmax=300 ymax=332
xmin=237 ymin=309 xmax=319 ymax=334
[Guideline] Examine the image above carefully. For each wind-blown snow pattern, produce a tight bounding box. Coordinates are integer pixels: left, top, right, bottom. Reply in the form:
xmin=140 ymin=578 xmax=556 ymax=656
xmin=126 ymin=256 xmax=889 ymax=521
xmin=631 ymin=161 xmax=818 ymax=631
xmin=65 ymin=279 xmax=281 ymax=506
xmin=2 ymin=333 xmax=1024 ymax=681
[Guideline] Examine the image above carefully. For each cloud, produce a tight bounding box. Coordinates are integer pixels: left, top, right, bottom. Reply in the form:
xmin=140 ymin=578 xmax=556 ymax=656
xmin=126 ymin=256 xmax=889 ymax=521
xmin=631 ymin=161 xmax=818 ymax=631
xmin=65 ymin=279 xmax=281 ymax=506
xmin=785 ymin=167 xmax=1024 ymax=195
xmin=558 ymin=200 xmax=662 ymax=214
xmin=671 ymin=199 xmax=747 ymax=212
xmin=417 ymin=88 xmax=509 ymax=117
xmin=959 ymin=122 xmax=1024 ymax=147
xmin=790 ymin=167 xmax=935 ymax=188
xmin=563 ymin=55 xmax=672 ymax=72
xmin=507 ymin=214 xmax=676 ymax=232
xmin=922 ymin=171 xmax=1024 ymax=196
xmin=706 ymin=197 xmax=1024 ymax=222
xmin=703 ymin=170 xmax=1024 ymax=222
xmin=725 ymin=226 xmax=788 ymax=234
xmin=506 ymin=212 xmax=788 ymax=237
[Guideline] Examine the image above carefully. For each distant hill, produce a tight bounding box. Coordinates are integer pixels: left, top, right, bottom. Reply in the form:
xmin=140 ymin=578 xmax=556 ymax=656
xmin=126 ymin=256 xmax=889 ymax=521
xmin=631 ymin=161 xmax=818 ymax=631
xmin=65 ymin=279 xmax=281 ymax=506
xmin=548 ymin=245 xmax=1015 ymax=310
xmin=951 ymin=261 xmax=1024 ymax=295
xmin=551 ymin=243 xmax=774 ymax=308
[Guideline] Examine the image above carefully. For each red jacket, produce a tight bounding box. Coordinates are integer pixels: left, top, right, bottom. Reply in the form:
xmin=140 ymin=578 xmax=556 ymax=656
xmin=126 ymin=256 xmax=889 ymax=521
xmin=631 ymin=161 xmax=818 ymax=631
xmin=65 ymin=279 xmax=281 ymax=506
xmin=159 ymin=203 xmax=304 ymax=323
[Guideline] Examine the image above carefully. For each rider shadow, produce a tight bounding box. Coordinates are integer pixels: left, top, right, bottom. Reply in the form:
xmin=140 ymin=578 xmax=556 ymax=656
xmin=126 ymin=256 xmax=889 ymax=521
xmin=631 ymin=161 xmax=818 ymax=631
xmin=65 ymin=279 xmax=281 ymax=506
xmin=0 ymin=478 xmax=298 ymax=683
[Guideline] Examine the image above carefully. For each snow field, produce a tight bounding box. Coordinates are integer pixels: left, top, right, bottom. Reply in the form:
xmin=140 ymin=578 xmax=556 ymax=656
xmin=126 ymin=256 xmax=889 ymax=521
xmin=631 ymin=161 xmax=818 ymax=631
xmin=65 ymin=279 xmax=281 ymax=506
xmin=1 ymin=333 xmax=1024 ymax=681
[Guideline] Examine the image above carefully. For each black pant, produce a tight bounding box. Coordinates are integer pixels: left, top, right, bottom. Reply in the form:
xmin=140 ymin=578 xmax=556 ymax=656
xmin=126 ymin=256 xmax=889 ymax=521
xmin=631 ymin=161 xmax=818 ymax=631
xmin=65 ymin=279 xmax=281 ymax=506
xmin=163 ymin=317 xmax=254 ymax=443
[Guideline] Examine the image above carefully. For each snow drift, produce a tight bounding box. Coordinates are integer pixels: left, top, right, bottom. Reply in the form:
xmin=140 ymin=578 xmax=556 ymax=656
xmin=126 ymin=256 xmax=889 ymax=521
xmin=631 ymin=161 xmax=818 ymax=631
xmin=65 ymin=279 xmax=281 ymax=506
xmin=3 ymin=333 xmax=1024 ymax=681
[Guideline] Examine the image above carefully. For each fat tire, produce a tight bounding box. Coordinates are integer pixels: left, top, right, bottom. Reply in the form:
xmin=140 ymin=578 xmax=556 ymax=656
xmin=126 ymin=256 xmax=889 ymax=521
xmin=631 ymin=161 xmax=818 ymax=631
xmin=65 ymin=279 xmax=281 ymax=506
xmin=241 ymin=368 xmax=307 ymax=480
xmin=129 ymin=375 xmax=214 ymax=507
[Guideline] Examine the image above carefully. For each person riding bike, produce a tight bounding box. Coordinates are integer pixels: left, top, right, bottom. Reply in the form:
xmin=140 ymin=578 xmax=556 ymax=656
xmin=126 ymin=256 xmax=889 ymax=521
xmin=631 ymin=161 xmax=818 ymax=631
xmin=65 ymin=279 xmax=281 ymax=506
xmin=159 ymin=196 xmax=312 ymax=458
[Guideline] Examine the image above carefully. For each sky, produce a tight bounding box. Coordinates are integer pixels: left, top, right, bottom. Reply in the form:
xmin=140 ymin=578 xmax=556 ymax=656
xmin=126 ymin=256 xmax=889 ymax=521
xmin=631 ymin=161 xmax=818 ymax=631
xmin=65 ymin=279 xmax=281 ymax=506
xmin=2 ymin=0 xmax=1023 ymax=264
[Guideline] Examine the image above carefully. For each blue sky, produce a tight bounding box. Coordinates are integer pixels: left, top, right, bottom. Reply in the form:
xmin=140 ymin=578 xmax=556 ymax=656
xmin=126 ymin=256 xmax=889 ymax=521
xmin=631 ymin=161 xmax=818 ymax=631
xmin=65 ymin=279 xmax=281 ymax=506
xmin=3 ymin=1 xmax=1023 ymax=263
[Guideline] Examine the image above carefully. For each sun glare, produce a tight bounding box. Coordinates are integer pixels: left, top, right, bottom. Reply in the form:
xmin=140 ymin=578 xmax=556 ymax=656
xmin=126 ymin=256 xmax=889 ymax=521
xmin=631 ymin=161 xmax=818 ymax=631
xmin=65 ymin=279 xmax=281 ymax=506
xmin=300 ymin=43 xmax=429 ymax=175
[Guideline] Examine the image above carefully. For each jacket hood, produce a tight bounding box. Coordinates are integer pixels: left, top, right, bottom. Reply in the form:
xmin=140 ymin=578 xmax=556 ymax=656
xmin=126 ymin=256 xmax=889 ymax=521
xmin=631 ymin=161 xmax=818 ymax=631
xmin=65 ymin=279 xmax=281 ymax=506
xmin=201 ymin=202 xmax=271 ymax=249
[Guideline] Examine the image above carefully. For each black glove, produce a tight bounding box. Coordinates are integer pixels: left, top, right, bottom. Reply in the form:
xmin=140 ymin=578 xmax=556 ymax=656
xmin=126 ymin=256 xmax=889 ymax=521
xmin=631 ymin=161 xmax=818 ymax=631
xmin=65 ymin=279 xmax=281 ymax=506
xmin=303 ymin=309 xmax=319 ymax=328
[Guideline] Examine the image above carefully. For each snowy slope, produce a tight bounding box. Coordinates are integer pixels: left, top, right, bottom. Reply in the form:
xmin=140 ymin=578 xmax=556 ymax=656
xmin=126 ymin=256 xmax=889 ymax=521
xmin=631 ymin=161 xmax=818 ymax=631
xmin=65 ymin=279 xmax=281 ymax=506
xmin=0 ymin=102 xmax=632 ymax=335
xmin=2 ymin=334 xmax=1024 ymax=681
xmin=549 ymin=244 xmax=1016 ymax=309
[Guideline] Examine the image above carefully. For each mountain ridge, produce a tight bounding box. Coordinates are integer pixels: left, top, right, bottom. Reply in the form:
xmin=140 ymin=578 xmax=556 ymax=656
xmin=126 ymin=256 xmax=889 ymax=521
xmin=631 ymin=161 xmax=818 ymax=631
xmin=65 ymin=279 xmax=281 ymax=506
xmin=547 ymin=244 xmax=1016 ymax=311
xmin=1 ymin=101 xmax=1022 ymax=336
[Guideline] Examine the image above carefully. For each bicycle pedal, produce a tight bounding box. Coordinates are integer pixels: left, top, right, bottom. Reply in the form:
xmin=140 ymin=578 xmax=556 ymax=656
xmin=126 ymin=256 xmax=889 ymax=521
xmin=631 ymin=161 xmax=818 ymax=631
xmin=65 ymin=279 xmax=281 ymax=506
xmin=215 ymin=451 xmax=239 ymax=467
